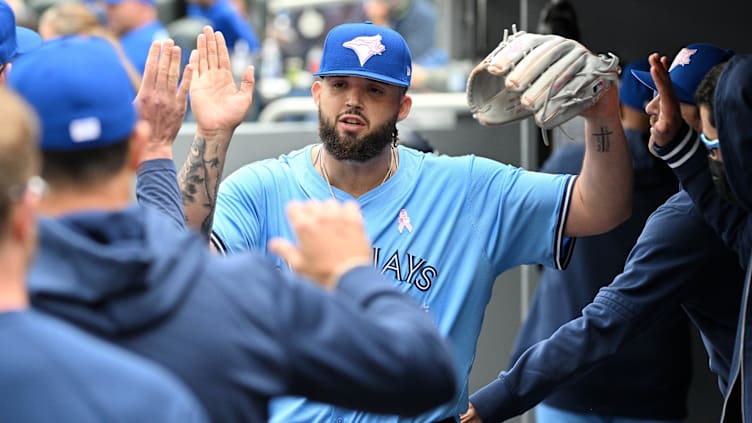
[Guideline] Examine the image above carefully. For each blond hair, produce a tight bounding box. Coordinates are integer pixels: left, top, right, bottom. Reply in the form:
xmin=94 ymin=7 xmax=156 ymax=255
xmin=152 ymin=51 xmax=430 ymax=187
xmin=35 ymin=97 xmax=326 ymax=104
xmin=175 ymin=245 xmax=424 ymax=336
xmin=0 ymin=87 xmax=41 ymax=231
xmin=39 ymin=2 xmax=142 ymax=91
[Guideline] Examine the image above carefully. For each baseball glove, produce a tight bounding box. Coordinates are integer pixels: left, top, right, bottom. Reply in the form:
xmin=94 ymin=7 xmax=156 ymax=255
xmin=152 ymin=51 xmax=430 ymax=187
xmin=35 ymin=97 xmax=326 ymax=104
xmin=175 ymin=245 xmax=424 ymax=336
xmin=466 ymin=26 xmax=620 ymax=130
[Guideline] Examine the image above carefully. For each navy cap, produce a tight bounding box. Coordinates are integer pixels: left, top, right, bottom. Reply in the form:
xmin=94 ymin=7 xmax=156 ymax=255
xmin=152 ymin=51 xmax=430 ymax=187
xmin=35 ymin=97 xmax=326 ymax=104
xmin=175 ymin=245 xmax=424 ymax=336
xmin=0 ymin=2 xmax=42 ymax=64
xmin=619 ymin=58 xmax=652 ymax=111
xmin=314 ymin=22 xmax=412 ymax=88
xmin=9 ymin=36 xmax=137 ymax=151
xmin=631 ymin=43 xmax=735 ymax=104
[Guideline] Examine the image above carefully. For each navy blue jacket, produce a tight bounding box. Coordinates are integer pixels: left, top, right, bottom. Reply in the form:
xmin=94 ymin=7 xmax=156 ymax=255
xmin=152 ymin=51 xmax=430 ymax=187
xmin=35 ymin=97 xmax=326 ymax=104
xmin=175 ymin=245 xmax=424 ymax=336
xmin=27 ymin=161 xmax=457 ymax=422
xmin=652 ymin=54 xmax=752 ymax=422
xmin=0 ymin=309 xmax=206 ymax=422
xmin=508 ymin=129 xmax=690 ymax=419
xmin=470 ymin=190 xmax=744 ymax=422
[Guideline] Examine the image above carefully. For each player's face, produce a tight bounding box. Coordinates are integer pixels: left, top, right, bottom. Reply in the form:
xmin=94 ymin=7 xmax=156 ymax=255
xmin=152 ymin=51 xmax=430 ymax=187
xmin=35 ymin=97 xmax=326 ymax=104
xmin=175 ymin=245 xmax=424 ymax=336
xmin=105 ymin=1 xmax=137 ymax=36
xmin=645 ymin=94 xmax=701 ymax=133
xmin=313 ymin=76 xmax=411 ymax=161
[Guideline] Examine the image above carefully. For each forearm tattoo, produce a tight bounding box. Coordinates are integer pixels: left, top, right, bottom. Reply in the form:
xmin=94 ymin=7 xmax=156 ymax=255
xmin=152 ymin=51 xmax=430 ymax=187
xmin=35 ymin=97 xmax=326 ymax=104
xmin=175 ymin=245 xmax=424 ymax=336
xmin=178 ymin=136 xmax=224 ymax=236
xmin=593 ymin=127 xmax=612 ymax=152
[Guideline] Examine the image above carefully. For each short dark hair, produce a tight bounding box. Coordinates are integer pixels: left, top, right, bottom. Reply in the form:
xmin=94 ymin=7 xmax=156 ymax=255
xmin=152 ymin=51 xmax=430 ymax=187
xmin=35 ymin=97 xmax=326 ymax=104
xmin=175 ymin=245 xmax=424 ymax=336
xmin=695 ymin=62 xmax=728 ymax=128
xmin=42 ymin=140 xmax=129 ymax=187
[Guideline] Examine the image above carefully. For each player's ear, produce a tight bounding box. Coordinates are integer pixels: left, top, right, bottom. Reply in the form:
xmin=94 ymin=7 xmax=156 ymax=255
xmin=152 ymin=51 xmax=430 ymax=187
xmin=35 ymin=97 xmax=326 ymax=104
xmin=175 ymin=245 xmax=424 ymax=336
xmin=397 ymin=94 xmax=412 ymax=122
xmin=312 ymin=80 xmax=322 ymax=106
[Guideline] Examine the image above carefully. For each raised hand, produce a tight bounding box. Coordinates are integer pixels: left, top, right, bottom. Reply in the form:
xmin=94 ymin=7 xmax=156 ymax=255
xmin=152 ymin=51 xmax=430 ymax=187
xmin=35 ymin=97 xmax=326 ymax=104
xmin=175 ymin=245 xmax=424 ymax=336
xmin=268 ymin=200 xmax=373 ymax=290
xmin=135 ymin=39 xmax=193 ymax=161
xmin=647 ymin=52 xmax=684 ymax=148
xmin=189 ymin=26 xmax=255 ymax=138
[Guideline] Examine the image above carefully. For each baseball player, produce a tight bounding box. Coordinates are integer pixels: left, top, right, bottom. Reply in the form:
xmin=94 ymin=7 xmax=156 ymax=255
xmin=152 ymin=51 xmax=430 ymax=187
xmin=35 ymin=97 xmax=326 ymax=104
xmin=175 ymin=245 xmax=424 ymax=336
xmin=462 ymin=44 xmax=743 ymax=423
xmin=10 ymin=35 xmax=457 ymax=422
xmin=648 ymin=50 xmax=752 ymax=421
xmin=170 ymin=23 xmax=633 ymax=422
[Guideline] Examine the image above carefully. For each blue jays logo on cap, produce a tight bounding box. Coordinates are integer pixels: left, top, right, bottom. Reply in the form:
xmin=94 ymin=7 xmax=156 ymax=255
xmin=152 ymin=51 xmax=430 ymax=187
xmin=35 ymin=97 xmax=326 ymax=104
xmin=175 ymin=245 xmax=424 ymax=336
xmin=314 ymin=22 xmax=412 ymax=88
xmin=631 ymin=43 xmax=735 ymax=104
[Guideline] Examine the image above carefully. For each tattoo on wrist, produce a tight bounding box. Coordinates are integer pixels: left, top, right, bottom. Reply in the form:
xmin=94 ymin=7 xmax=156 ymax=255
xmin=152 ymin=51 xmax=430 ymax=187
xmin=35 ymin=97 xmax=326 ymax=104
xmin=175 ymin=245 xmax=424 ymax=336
xmin=178 ymin=136 xmax=224 ymax=235
xmin=593 ymin=127 xmax=612 ymax=152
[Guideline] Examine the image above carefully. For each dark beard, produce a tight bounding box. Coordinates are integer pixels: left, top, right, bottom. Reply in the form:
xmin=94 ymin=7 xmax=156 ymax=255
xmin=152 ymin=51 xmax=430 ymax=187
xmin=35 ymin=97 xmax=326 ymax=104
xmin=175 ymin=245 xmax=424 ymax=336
xmin=319 ymin=109 xmax=397 ymax=161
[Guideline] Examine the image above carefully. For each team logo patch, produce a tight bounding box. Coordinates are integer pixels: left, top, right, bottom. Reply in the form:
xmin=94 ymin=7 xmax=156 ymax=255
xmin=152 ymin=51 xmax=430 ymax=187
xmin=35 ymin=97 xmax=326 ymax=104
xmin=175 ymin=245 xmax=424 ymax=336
xmin=398 ymin=209 xmax=413 ymax=233
xmin=342 ymin=34 xmax=386 ymax=66
xmin=669 ymin=48 xmax=697 ymax=72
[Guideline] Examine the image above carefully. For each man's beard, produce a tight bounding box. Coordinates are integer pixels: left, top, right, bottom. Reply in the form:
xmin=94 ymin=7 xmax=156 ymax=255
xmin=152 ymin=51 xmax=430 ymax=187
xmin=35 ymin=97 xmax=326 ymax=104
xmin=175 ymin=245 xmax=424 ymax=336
xmin=319 ymin=109 xmax=398 ymax=161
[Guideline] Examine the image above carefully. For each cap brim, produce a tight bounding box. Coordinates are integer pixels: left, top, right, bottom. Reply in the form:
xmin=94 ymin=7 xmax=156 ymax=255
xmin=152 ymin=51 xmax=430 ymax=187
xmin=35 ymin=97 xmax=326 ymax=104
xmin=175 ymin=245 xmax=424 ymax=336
xmin=630 ymin=69 xmax=656 ymax=93
xmin=15 ymin=27 xmax=42 ymax=55
xmin=630 ymin=67 xmax=695 ymax=104
xmin=314 ymin=70 xmax=409 ymax=88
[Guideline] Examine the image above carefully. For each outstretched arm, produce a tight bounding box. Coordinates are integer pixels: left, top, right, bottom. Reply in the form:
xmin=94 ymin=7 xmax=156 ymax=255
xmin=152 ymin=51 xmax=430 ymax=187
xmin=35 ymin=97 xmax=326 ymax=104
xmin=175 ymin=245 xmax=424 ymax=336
xmin=564 ymin=86 xmax=633 ymax=237
xmin=134 ymin=39 xmax=193 ymax=229
xmin=464 ymin=198 xmax=734 ymax=422
xmin=178 ymin=26 xmax=254 ymax=236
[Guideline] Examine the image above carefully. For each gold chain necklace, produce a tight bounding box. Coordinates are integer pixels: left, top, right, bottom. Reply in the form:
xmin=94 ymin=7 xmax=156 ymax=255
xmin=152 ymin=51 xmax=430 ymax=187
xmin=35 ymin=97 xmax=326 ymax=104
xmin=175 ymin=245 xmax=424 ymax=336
xmin=316 ymin=144 xmax=396 ymax=200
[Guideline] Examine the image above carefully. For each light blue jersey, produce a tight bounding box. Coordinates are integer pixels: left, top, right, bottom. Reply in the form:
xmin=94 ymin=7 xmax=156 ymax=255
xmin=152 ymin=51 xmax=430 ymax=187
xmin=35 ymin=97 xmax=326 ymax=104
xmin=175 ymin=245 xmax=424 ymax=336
xmin=212 ymin=144 xmax=575 ymax=422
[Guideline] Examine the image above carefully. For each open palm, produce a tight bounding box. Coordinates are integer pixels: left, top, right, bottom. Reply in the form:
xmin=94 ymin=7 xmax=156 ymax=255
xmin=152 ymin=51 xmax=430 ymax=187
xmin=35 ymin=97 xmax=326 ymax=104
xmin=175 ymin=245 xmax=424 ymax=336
xmin=190 ymin=26 xmax=254 ymax=136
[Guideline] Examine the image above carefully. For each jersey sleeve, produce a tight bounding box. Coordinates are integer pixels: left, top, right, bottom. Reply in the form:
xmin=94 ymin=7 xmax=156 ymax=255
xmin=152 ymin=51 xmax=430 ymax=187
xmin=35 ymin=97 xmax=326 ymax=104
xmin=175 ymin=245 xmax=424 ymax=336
xmin=469 ymin=156 xmax=576 ymax=271
xmin=211 ymin=165 xmax=267 ymax=254
xmin=136 ymin=159 xmax=187 ymax=230
xmin=652 ymin=124 xmax=752 ymax=267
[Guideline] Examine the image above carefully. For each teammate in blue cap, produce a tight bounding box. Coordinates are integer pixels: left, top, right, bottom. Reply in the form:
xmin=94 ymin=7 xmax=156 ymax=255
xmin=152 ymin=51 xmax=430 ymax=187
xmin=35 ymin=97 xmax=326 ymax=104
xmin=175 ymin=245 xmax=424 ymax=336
xmin=647 ymin=42 xmax=752 ymax=420
xmin=0 ymin=1 xmax=41 ymax=84
xmin=499 ymin=58 xmax=688 ymax=423
xmin=173 ymin=21 xmax=634 ymax=422
xmin=461 ymin=45 xmax=743 ymax=423
xmin=9 ymin=32 xmax=457 ymax=422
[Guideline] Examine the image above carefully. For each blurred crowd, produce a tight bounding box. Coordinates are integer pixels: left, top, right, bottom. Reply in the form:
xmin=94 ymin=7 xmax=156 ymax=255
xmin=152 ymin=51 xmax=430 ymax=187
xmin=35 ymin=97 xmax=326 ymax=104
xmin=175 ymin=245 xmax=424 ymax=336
xmin=7 ymin=0 xmax=455 ymax=122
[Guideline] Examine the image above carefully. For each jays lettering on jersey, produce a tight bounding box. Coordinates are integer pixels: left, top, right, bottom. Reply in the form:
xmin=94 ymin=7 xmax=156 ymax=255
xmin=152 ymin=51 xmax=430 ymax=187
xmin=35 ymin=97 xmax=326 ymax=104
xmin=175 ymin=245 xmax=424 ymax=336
xmin=210 ymin=145 xmax=575 ymax=422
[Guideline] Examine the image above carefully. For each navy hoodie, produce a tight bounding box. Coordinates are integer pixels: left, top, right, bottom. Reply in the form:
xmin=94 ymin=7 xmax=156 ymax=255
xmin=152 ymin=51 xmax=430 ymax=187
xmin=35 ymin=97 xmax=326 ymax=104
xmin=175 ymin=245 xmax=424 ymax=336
xmin=649 ymin=54 xmax=752 ymax=422
xmin=507 ymin=129 xmax=690 ymax=419
xmin=469 ymin=189 xmax=744 ymax=422
xmin=27 ymin=202 xmax=457 ymax=422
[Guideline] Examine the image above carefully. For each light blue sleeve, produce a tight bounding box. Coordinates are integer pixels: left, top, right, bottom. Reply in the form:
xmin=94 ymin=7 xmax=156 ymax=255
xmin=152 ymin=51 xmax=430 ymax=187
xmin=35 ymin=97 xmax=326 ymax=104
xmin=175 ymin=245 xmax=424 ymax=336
xmin=211 ymin=164 xmax=267 ymax=254
xmin=468 ymin=156 xmax=576 ymax=271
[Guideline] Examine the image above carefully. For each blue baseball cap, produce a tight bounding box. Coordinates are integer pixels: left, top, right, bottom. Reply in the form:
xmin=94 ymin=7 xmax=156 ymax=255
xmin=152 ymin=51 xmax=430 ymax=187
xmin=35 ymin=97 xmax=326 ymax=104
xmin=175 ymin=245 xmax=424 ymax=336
xmin=619 ymin=58 xmax=652 ymax=112
xmin=9 ymin=36 xmax=137 ymax=151
xmin=631 ymin=43 xmax=735 ymax=104
xmin=314 ymin=22 xmax=412 ymax=88
xmin=0 ymin=2 xmax=42 ymax=64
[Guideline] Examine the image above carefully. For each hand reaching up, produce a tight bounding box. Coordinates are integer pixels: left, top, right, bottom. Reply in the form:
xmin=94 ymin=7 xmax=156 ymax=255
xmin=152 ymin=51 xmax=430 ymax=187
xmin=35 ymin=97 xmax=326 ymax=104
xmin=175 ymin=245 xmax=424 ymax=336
xmin=189 ymin=26 xmax=255 ymax=139
xmin=135 ymin=39 xmax=193 ymax=161
xmin=268 ymin=200 xmax=373 ymax=290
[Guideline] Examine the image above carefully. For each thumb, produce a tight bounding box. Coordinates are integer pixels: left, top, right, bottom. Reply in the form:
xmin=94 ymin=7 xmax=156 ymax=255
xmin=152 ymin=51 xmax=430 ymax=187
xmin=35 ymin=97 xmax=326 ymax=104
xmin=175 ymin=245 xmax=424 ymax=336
xmin=240 ymin=65 xmax=255 ymax=97
xmin=177 ymin=64 xmax=194 ymax=105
